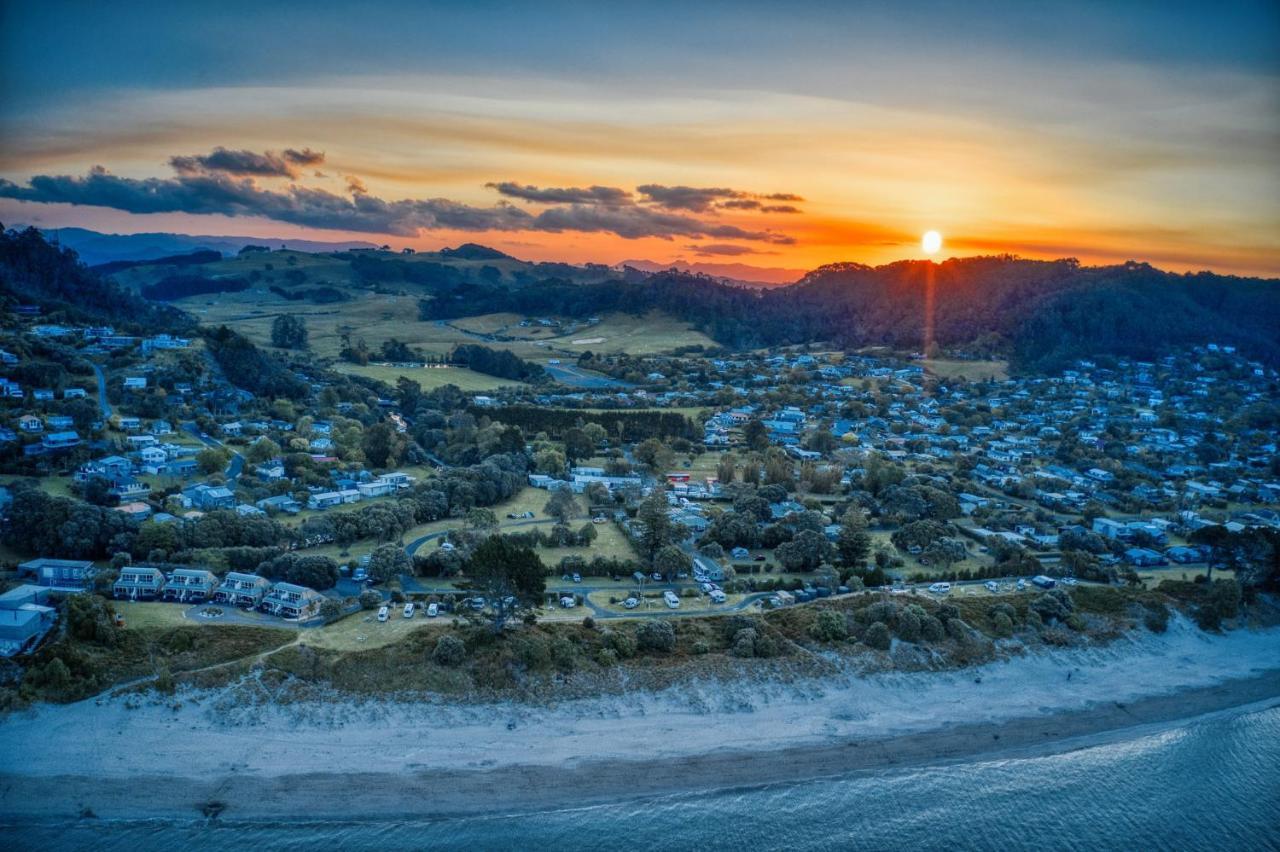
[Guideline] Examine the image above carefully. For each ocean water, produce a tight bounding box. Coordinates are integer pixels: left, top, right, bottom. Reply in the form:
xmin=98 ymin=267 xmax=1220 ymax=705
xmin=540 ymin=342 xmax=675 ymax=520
xmin=7 ymin=705 xmax=1280 ymax=852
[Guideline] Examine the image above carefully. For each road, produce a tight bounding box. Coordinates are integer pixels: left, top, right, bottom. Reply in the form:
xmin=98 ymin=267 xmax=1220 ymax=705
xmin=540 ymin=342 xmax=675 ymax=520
xmin=543 ymin=362 xmax=634 ymax=389
xmin=91 ymin=362 xmax=111 ymax=420
xmin=183 ymin=421 xmax=245 ymax=480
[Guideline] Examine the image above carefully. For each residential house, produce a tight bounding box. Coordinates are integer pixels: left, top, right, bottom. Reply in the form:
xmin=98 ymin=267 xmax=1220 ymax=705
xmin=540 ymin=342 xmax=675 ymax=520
xmin=17 ymin=415 xmax=42 ymax=433
xmin=256 ymin=495 xmax=302 ymax=514
xmin=41 ymin=431 xmax=81 ymax=450
xmin=261 ymin=582 xmax=323 ymax=619
xmin=18 ymin=558 xmax=96 ymax=590
xmin=0 ymin=585 xmax=57 ymax=657
xmin=213 ymin=572 xmax=272 ymax=607
xmin=113 ymin=566 xmax=167 ymax=600
xmin=163 ymin=568 xmax=218 ymax=602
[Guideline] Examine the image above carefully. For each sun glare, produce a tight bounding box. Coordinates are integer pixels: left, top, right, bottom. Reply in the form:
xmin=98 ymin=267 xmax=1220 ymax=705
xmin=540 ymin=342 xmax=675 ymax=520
xmin=922 ymin=230 xmax=943 ymax=255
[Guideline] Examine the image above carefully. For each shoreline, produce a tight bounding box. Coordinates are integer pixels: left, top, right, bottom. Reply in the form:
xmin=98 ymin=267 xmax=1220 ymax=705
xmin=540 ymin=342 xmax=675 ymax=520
xmin=3 ymin=668 xmax=1279 ymax=822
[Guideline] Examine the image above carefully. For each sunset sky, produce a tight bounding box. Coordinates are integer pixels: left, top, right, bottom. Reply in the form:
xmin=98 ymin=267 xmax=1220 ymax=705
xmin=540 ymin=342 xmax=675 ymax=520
xmin=1 ymin=1 xmax=1277 ymax=276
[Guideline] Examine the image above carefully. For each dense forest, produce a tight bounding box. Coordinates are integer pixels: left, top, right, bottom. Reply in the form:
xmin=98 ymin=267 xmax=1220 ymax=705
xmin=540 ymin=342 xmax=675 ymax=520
xmin=474 ymin=405 xmax=697 ymax=442
xmin=202 ymin=325 xmax=309 ymax=399
xmin=0 ymin=225 xmax=192 ymax=332
xmin=449 ymin=343 xmax=545 ymax=382
xmin=90 ymin=249 xmax=222 ymax=276
xmin=421 ymin=257 xmax=1280 ymax=370
xmin=140 ymin=273 xmax=250 ymax=301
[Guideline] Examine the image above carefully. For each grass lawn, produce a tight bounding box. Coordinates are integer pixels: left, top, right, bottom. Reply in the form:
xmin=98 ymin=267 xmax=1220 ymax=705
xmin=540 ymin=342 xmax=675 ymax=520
xmin=333 ymin=362 xmax=522 ymax=392
xmin=300 ymin=609 xmax=442 ymax=651
xmin=114 ymin=601 xmax=194 ymax=629
xmin=539 ymin=521 xmax=636 ymax=567
xmin=921 ymin=358 xmax=1010 ymax=381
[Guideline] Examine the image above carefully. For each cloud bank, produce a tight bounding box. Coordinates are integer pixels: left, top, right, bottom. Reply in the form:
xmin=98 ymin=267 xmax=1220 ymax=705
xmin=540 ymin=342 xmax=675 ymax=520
xmin=0 ymin=149 xmax=802 ymax=245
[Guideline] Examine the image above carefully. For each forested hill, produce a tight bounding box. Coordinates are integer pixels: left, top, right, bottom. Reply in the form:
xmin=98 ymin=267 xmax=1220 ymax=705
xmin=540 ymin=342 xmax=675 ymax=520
xmin=421 ymin=255 xmax=1280 ymax=370
xmin=0 ymin=225 xmax=193 ymax=333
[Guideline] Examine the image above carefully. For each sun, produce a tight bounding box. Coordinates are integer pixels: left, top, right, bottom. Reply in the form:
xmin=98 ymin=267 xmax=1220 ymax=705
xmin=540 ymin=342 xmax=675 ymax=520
xmin=922 ymin=230 xmax=943 ymax=255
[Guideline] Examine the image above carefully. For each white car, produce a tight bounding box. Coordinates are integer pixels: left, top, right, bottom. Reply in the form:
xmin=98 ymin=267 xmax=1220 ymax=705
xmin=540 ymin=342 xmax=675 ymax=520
xmin=985 ymin=581 xmax=999 ymax=593
xmin=1016 ymin=579 xmax=1027 ymax=591
xmin=403 ymin=602 xmax=415 ymax=619
xmin=377 ymin=605 xmax=389 ymax=622
xmin=928 ymin=582 xmax=952 ymax=595
xmin=623 ymin=597 xmax=639 ymax=609
xmin=663 ymin=590 xmax=680 ymax=609
xmin=709 ymin=590 xmax=727 ymax=604
xmin=560 ymin=595 xmax=576 ymax=608
xmin=1061 ymin=577 xmax=1079 ymax=587
xmin=426 ymin=603 xmax=439 ymax=618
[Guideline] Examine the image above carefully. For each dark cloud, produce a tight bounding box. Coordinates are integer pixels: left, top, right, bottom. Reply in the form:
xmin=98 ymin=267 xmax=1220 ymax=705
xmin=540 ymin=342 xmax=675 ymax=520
xmin=639 ymin=185 xmax=805 ymax=213
xmin=531 ymin=203 xmax=785 ymax=243
xmin=486 ymin=181 xmax=631 ymax=206
xmin=0 ymin=166 xmax=795 ymax=244
xmin=636 ymin=184 xmax=743 ymax=212
xmin=0 ymin=167 xmax=531 ymax=236
xmin=169 ymin=146 xmax=325 ymax=178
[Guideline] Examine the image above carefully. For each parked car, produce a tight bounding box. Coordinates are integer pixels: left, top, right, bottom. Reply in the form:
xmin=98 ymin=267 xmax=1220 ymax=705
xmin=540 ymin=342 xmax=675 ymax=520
xmin=469 ymin=597 xmax=485 ymax=611
xmin=1031 ymin=575 xmax=1057 ymax=590
xmin=1016 ymin=579 xmax=1027 ymax=591
xmin=651 ymin=572 xmax=662 ymax=581
xmin=560 ymin=595 xmax=576 ymax=608
xmin=623 ymin=597 xmax=639 ymax=609
xmin=572 ymin=573 xmax=582 ymax=583
xmin=663 ymin=590 xmax=680 ymax=609
xmin=426 ymin=602 xmax=439 ymax=618
xmin=984 ymin=580 xmax=999 ymax=593
xmin=753 ymin=555 xmax=766 ymax=562
xmin=377 ymin=605 xmax=389 ymax=622
xmin=709 ymin=590 xmax=727 ymax=604
xmin=1061 ymin=577 xmax=1079 ymax=587
xmin=928 ymin=582 xmax=952 ymax=595
xmin=592 ymin=516 xmax=607 ymax=524
xmin=403 ymin=602 xmax=415 ymax=618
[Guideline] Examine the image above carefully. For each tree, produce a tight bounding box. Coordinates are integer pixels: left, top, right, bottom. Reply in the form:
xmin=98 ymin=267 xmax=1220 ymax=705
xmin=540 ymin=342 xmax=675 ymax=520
xmin=363 ymin=422 xmax=405 ymax=468
xmin=634 ymin=438 xmax=674 ymax=472
xmin=716 ymin=452 xmax=737 ymax=485
xmin=196 ymin=447 xmax=230 ymax=475
xmin=245 ymin=437 xmax=282 ymax=465
xmin=743 ymin=419 xmax=769 ymax=451
xmin=775 ymin=529 xmax=834 ymax=572
xmin=465 ymin=507 xmax=498 ymax=532
xmin=636 ymin=490 xmax=680 ymax=562
xmin=923 ymin=538 xmax=967 ymax=573
xmin=367 ymin=543 xmax=410 ymax=582
xmin=562 ymin=427 xmax=593 ymax=464
xmin=836 ymin=508 xmax=871 ymax=566
xmin=465 ymin=535 xmax=547 ymax=632
xmin=432 ymin=634 xmax=466 ymax=666
xmin=271 ymin=314 xmax=309 ymax=349
xmin=544 ymin=488 xmax=581 ymax=525
xmin=653 ymin=544 xmax=691 ymax=579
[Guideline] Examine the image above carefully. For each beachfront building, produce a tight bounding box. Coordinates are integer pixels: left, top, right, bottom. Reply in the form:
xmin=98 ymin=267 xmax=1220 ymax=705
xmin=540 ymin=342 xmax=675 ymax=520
xmin=213 ymin=572 xmax=272 ymax=607
xmin=0 ymin=585 xmax=58 ymax=657
xmin=18 ymin=558 xmax=97 ymax=590
xmin=112 ymin=566 xmax=167 ymax=600
xmin=163 ymin=568 xmax=218 ymax=603
xmin=260 ymin=582 xmax=323 ymax=620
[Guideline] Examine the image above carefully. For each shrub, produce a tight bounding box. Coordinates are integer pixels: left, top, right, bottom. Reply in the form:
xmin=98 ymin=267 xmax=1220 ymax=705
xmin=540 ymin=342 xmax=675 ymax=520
xmin=864 ymin=621 xmax=891 ymax=650
xmin=754 ymin=632 xmax=779 ymax=658
xmin=991 ymin=611 xmax=1014 ymax=637
xmin=636 ymin=620 xmax=676 ymax=654
xmin=896 ymin=609 xmax=922 ymax=642
xmin=1065 ymin=612 xmax=1087 ymax=632
xmin=1030 ymin=589 xmax=1075 ymax=623
xmin=432 ymin=635 xmax=466 ymax=667
xmin=605 ymin=630 xmax=637 ymax=659
xmin=596 ymin=648 xmax=618 ymax=667
xmin=920 ymin=615 xmax=946 ymax=642
xmin=731 ymin=628 xmax=759 ymax=657
xmin=861 ymin=601 xmax=897 ymax=626
xmin=691 ymin=639 xmax=711 ymax=655
xmin=1144 ymin=603 xmax=1169 ymax=633
xmin=358 ymin=590 xmax=382 ymax=610
xmin=582 ymin=616 xmax=596 ymax=630
xmin=810 ymin=610 xmax=848 ymax=642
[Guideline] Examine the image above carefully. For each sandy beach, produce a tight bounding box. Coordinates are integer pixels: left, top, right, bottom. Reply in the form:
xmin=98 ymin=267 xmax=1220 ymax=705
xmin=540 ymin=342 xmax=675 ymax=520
xmin=1 ymin=619 xmax=1277 ymax=821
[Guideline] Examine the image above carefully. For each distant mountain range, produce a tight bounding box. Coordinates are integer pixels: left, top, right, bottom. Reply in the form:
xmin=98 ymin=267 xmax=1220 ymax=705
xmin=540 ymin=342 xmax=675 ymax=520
xmin=32 ymin=227 xmax=379 ymax=266
xmin=619 ymin=258 xmax=803 ymax=287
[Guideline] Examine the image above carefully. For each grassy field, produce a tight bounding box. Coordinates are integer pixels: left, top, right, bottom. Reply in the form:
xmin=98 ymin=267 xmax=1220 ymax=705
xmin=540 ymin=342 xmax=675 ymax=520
xmin=334 ymin=362 xmax=521 ymax=391
xmin=299 ymin=609 xmax=441 ymax=651
xmin=922 ymin=358 xmax=1010 ymax=381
